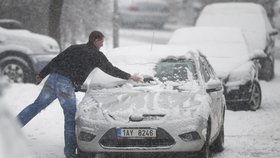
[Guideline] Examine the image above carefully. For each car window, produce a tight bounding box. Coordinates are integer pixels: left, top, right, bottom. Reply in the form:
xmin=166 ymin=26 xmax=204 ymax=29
xmin=200 ymin=56 xmax=216 ymax=79
xmin=199 ymin=57 xmax=212 ymax=82
xmin=154 ymin=57 xmax=196 ymax=82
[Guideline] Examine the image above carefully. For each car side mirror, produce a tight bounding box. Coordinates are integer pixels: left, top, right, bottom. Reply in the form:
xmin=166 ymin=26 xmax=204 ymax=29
xmin=269 ymin=29 xmax=278 ymax=36
xmin=250 ymin=50 xmax=267 ymax=60
xmin=143 ymin=75 xmax=155 ymax=83
xmin=206 ymin=79 xmax=223 ymax=93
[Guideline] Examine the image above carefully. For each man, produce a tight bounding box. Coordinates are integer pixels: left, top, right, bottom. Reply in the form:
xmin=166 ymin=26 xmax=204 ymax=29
xmin=16 ymin=30 xmax=143 ymax=158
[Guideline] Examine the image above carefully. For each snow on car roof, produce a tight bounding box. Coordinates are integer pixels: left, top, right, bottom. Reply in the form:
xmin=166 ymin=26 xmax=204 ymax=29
xmin=106 ymin=44 xmax=200 ymax=65
xmin=196 ymin=2 xmax=269 ymax=50
xmin=0 ymin=26 xmax=58 ymax=46
xmin=168 ymin=27 xmax=250 ymax=58
xmin=201 ymin=2 xmax=265 ymax=14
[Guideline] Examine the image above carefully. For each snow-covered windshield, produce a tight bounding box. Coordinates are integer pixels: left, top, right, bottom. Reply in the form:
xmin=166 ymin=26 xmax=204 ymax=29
xmin=154 ymin=57 xmax=196 ymax=82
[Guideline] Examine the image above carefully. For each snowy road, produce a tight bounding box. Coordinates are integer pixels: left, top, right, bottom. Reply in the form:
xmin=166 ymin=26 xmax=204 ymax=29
xmin=2 ymin=28 xmax=280 ymax=158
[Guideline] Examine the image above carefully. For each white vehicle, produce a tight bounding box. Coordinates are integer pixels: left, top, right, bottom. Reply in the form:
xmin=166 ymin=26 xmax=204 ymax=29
xmin=0 ymin=19 xmax=59 ymax=83
xmin=169 ymin=27 xmax=263 ymax=111
xmin=195 ymin=2 xmax=278 ymax=81
xmin=273 ymin=0 xmax=280 ymax=30
xmin=76 ymin=45 xmax=225 ymax=158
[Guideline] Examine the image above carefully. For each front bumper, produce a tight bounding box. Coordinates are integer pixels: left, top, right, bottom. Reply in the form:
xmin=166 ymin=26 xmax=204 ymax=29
xmin=224 ymin=81 xmax=253 ymax=104
xmin=76 ymin=116 xmax=207 ymax=153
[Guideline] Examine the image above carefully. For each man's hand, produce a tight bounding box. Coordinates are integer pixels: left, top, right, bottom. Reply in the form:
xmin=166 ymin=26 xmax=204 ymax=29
xmin=35 ymin=75 xmax=43 ymax=85
xmin=129 ymin=74 xmax=144 ymax=83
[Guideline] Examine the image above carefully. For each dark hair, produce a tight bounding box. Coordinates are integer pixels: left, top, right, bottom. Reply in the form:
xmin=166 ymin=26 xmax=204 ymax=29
xmin=88 ymin=30 xmax=104 ymax=43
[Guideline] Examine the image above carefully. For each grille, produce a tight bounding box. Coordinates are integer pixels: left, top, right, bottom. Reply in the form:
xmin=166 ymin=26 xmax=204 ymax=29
xmin=99 ymin=128 xmax=175 ymax=148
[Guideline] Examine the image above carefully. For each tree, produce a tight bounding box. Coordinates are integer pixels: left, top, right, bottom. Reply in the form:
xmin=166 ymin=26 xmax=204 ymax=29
xmin=48 ymin=0 xmax=64 ymax=46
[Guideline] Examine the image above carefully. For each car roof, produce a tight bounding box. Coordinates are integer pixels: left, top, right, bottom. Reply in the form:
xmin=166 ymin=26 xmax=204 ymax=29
xmin=169 ymin=26 xmax=247 ymax=44
xmin=196 ymin=2 xmax=271 ymax=49
xmin=106 ymin=44 xmax=201 ymax=65
xmin=119 ymin=0 xmax=167 ymax=6
xmin=201 ymin=2 xmax=265 ymax=14
xmin=168 ymin=26 xmax=251 ymax=57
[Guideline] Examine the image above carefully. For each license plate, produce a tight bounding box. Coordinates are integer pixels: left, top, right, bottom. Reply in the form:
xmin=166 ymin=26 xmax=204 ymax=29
xmin=116 ymin=128 xmax=157 ymax=138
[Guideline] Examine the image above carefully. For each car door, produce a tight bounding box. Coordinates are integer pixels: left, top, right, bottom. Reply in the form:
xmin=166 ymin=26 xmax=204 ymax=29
xmin=199 ymin=56 xmax=219 ymax=137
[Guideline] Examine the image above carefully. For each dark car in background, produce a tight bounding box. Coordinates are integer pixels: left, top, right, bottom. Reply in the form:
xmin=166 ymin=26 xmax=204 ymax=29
xmin=169 ymin=27 xmax=263 ymax=111
xmin=118 ymin=0 xmax=170 ymax=29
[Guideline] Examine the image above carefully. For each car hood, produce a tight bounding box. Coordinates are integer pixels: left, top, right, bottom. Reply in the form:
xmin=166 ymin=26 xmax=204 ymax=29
xmin=77 ymin=85 xmax=211 ymax=123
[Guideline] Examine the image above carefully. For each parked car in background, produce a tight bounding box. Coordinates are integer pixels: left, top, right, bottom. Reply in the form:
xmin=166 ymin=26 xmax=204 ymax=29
xmin=0 ymin=19 xmax=24 ymax=30
xmin=169 ymin=27 xmax=263 ymax=111
xmin=0 ymin=19 xmax=59 ymax=83
xmin=77 ymin=45 xmax=225 ymax=158
xmin=118 ymin=0 xmax=170 ymax=29
xmin=195 ymin=2 xmax=278 ymax=81
xmin=273 ymin=0 xmax=280 ymax=31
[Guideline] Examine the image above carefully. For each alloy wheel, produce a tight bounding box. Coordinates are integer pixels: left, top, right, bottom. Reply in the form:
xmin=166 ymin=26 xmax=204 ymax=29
xmin=2 ymin=63 xmax=24 ymax=83
xmin=248 ymin=82 xmax=262 ymax=110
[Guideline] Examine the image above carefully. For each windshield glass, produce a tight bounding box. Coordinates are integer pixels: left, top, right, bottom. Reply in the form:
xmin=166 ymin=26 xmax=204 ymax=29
xmin=154 ymin=57 xmax=196 ymax=82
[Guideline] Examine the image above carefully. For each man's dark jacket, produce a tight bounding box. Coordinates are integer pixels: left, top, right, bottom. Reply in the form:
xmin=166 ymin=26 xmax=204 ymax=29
xmin=39 ymin=43 xmax=131 ymax=87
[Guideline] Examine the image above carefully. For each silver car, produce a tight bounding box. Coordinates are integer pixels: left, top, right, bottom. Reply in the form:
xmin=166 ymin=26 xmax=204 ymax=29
xmin=76 ymin=45 xmax=225 ymax=158
xmin=0 ymin=19 xmax=59 ymax=83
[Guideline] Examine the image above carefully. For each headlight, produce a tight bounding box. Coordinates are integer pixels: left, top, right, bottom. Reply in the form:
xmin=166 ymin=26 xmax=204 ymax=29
xmin=42 ymin=42 xmax=60 ymax=53
xmin=179 ymin=131 xmax=201 ymax=142
xmin=227 ymin=62 xmax=255 ymax=86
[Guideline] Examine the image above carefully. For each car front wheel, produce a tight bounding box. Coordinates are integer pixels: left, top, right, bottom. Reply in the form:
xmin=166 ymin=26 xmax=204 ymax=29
xmin=247 ymin=81 xmax=262 ymax=111
xmin=0 ymin=57 xmax=35 ymax=83
xmin=197 ymin=119 xmax=211 ymax=158
xmin=210 ymin=124 xmax=224 ymax=152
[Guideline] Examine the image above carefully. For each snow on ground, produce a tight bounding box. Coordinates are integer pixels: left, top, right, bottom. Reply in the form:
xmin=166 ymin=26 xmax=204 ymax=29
xmin=2 ymin=62 xmax=280 ymax=158
xmin=1 ymin=29 xmax=280 ymax=158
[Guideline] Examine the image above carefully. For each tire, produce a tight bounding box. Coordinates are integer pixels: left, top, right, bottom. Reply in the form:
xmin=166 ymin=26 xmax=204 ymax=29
xmin=259 ymin=58 xmax=274 ymax=81
xmin=197 ymin=119 xmax=211 ymax=158
xmin=210 ymin=124 xmax=224 ymax=153
xmin=247 ymin=81 xmax=262 ymax=111
xmin=0 ymin=57 xmax=35 ymax=83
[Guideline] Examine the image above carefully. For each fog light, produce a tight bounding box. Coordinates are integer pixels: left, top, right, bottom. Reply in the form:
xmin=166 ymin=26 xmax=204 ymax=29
xmin=179 ymin=131 xmax=201 ymax=142
xmin=79 ymin=131 xmax=96 ymax=142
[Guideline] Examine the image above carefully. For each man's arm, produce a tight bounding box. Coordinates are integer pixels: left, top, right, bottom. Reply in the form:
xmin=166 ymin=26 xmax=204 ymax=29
xmin=98 ymin=52 xmax=143 ymax=83
xmin=36 ymin=45 xmax=73 ymax=84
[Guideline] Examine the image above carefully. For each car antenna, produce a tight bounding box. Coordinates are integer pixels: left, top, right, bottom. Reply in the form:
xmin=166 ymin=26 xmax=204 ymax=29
xmin=150 ymin=30 xmax=155 ymax=51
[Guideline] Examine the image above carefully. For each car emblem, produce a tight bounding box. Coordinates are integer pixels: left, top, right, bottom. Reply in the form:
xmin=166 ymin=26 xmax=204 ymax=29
xmin=129 ymin=115 xmax=144 ymax=122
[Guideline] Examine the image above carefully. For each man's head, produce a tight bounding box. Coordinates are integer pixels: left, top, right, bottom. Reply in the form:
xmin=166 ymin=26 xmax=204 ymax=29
xmin=88 ymin=30 xmax=104 ymax=50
